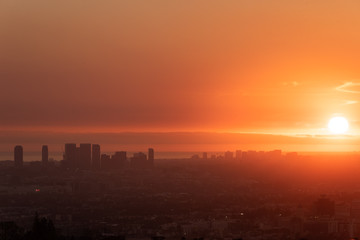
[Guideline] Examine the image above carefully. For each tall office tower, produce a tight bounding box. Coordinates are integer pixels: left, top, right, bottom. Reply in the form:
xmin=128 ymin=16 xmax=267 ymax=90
xmin=148 ymin=148 xmax=154 ymax=167
xmin=235 ymin=150 xmax=242 ymax=160
xmin=14 ymin=145 xmax=23 ymax=168
xmin=42 ymin=145 xmax=48 ymax=165
xmin=79 ymin=143 xmax=92 ymax=170
xmin=64 ymin=143 xmax=77 ymax=169
xmin=202 ymin=152 xmax=207 ymax=160
xmin=92 ymin=144 xmax=101 ymax=170
xmin=112 ymin=151 xmax=127 ymax=169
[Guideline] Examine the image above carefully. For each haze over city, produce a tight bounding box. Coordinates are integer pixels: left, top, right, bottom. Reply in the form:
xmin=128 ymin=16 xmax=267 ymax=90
xmin=2 ymin=1 xmax=360 ymax=240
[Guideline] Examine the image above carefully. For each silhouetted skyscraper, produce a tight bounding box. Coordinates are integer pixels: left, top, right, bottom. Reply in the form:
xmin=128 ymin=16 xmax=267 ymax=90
xmin=79 ymin=143 xmax=91 ymax=170
xmin=42 ymin=145 xmax=48 ymax=165
xmin=131 ymin=152 xmax=147 ymax=168
xmin=100 ymin=154 xmax=111 ymax=170
xmin=112 ymin=151 xmax=127 ymax=169
xmin=148 ymin=148 xmax=154 ymax=166
xmin=92 ymin=144 xmax=101 ymax=170
xmin=14 ymin=145 xmax=23 ymax=168
xmin=202 ymin=152 xmax=207 ymax=160
xmin=64 ymin=143 xmax=76 ymax=169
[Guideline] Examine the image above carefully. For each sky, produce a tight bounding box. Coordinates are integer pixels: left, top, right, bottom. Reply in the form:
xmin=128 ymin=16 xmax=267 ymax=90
xmin=1 ymin=0 xmax=360 ymax=154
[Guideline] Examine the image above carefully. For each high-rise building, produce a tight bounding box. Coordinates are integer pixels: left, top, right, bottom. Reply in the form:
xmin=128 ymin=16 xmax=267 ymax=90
xmin=42 ymin=145 xmax=48 ymax=165
xmin=79 ymin=143 xmax=91 ymax=170
xmin=202 ymin=152 xmax=207 ymax=160
xmin=112 ymin=151 xmax=127 ymax=168
xmin=14 ymin=145 xmax=23 ymax=168
xmin=148 ymin=148 xmax=154 ymax=166
xmin=131 ymin=152 xmax=147 ymax=168
xmin=64 ymin=143 xmax=76 ymax=169
xmin=100 ymin=154 xmax=111 ymax=170
xmin=75 ymin=147 xmax=81 ymax=168
xmin=92 ymin=144 xmax=101 ymax=170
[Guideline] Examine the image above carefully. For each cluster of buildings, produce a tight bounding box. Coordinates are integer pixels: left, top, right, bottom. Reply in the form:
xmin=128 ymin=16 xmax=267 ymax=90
xmin=13 ymin=145 xmax=292 ymax=171
xmin=13 ymin=144 xmax=154 ymax=170
xmin=192 ymin=149 xmax=287 ymax=161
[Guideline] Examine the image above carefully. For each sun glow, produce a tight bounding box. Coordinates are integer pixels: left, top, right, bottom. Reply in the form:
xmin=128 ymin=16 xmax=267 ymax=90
xmin=328 ymin=116 xmax=349 ymax=134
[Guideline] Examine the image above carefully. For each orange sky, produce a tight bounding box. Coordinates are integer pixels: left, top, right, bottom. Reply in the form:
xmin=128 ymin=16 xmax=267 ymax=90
xmin=1 ymin=1 xmax=360 ymax=153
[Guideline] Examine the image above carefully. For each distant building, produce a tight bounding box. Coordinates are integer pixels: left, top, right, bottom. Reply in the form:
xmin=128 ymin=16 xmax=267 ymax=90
xmin=64 ymin=143 xmax=76 ymax=169
xmin=111 ymin=151 xmax=127 ymax=169
xmin=75 ymin=147 xmax=81 ymax=168
xmin=268 ymin=149 xmax=282 ymax=159
xmin=335 ymin=202 xmax=350 ymax=218
xmin=224 ymin=151 xmax=234 ymax=160
xmin=79 ymin=143 xmax=91 ymax=170
xmin=351 ymin=200 xmax=360 ymax=218
xmin=235 ymin=150 xmax=242 ymax=160
xmin=258 ymin=151 xmax=265 ymax=159
xmin=314 ymin=195 xmax=334 ymax=216
xmin=247 ymin=150 xmax=257 ymax=160
xmin=92 ymin=144 xmax=101 ymax=170
xmin=14 ymin=145 xmax=23 ymax=168
xmin=286 ymin=152 xmax=298 ymax=159
xmin=131 ymin=152 xmax=148 ymax=168
xmin=100 ymin=154 xmax=111 ymax=170
xmin=148 ymin=148 xmax=154 ymax=166
xmin=42 ymin=145 xmax=48 ymax=165
xmin=202 ymin=152 xmax=207 ymax=160
xmin=191 ymin=154 xmax=200 ymax=160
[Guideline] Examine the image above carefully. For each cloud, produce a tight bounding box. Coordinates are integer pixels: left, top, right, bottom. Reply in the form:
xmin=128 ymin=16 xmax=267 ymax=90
xmin=283 ymin=81 xmax=299 ymax=87
xmin=344 ymin=100 xmax=358 ymax=105
xmin=336 ymin=82 xmax=360 ymax=93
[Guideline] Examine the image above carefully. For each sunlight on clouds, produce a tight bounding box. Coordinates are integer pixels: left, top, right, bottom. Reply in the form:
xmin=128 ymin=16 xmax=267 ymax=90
xmin=282 ymin=81 xmax=299 ymax=87
xmin=336 ymin=82 xmax=360 ymax=93
xmin=343 ymin=100 xmax=358 ymax=105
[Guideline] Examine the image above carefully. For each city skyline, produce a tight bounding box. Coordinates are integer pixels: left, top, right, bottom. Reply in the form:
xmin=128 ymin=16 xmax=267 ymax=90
xmin=0 ymin=130 xmax=359 ymax=160
xmin=11 ymin=143 xmax=156 ymax=168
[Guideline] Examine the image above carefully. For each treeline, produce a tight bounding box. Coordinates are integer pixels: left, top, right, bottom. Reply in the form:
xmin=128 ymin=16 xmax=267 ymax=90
xmin=0 ymin=214 xmax=124 ymax=240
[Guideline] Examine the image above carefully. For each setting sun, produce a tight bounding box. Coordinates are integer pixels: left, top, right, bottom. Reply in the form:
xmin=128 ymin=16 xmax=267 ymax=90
xmin=328 ymin=116 xmax=349 ymax=134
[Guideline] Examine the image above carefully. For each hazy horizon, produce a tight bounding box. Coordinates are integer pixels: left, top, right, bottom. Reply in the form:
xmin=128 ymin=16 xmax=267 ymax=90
xmin=2 ymin=0 xmax=360 ymax=152
xmin=1 ymin=131 xmax=360 ymax=161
